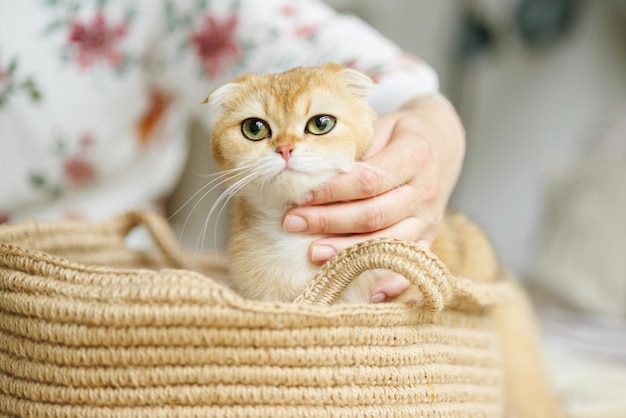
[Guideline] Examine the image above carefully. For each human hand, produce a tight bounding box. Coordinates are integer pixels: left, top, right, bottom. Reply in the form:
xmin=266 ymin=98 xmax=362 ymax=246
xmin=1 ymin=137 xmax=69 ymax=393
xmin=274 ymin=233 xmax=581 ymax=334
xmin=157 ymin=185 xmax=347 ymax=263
xmin=282 ymin=94 xmax=465 ymax=302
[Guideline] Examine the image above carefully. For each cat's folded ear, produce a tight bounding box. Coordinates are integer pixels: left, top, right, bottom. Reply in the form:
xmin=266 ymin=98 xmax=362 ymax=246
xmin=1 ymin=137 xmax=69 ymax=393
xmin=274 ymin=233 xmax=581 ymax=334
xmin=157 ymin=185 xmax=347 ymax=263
xmin=324 ymin=63 xmax=375 ymax=99
xmin=201 ymin=82 xmax=239 ymax=129
xmin=202 ymin=82 xmax=238 ymax=115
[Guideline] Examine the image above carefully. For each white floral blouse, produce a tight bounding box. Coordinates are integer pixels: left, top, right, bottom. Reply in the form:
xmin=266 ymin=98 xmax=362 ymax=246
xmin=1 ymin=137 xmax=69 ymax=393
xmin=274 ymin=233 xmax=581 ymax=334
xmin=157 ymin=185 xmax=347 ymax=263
xmin=0 ymin=0 xmax=439 ymax=224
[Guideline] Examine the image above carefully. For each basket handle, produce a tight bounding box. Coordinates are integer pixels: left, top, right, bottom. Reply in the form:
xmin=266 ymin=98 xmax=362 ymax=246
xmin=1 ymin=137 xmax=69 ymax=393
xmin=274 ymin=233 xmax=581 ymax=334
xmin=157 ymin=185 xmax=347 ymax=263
xmin=293 ymin=238 xmax=511 ymax=310
xmin=114 ymin=210 xmax=189 ymax=270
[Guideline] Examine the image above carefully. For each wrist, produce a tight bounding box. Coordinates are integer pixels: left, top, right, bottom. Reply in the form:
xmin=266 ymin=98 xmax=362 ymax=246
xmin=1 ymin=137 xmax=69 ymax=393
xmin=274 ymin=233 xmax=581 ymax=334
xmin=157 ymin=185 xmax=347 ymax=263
xmin=400 ymin=95 xmax=466 ymax=211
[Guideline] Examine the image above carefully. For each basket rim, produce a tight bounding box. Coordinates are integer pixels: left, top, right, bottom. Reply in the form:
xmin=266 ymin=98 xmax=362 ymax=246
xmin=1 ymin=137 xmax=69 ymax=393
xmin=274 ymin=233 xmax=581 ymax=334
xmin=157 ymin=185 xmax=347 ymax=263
xmin=0 ymin=211 xmax=515 ymax=318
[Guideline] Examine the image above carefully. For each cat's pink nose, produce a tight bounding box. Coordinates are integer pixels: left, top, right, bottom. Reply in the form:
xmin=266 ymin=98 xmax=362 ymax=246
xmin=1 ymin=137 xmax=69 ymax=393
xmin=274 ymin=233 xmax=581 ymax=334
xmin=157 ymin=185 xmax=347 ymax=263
xmin=276 ymin=144 xmax=295 ymax=163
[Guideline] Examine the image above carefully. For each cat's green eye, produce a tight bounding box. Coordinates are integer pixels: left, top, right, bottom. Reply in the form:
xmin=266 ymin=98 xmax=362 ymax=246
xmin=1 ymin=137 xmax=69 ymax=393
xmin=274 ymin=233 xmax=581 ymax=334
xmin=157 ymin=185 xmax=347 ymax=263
xmin=306 ymin=115 xmax=336 ymax=135
xmin=241 ymin=118 xmax=271 ymax=141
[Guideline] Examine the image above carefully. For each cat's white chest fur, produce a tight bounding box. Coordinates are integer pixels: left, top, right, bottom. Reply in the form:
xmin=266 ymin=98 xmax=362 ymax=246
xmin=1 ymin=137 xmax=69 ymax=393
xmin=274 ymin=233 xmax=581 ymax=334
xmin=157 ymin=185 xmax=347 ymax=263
xmin=229 ymin=204 xmax=374 ymax=304
xmin=225 ymin=157 xmax=376 ymax=303
xmin=229 ymin=208 xmax=321 ymax=302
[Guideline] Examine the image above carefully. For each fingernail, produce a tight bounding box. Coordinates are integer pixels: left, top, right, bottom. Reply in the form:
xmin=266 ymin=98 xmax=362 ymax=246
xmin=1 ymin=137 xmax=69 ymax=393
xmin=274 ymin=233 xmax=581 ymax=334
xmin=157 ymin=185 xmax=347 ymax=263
xmin=311 ymin=245 xmax=336 ymax=263
xmin=371 ymin=293 xmax=386 ymax=304
xmin=283 ymin=215 xmax=307 ymax=232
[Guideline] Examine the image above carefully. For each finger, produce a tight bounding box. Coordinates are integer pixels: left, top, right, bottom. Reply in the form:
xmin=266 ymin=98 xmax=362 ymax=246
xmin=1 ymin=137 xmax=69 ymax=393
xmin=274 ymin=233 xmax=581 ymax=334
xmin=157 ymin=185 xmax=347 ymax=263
xmin=307 ymin=129 xmax=432 ymax=205
xmin=370 ymin=272 xmax=412 ymax=303
xmin=306 ymin=163 xmax=403 ymax=207
xmin=284 ymin=184 xmax=417 ymax=235
xmin=308 ymin=217 xmax=436 ymax=264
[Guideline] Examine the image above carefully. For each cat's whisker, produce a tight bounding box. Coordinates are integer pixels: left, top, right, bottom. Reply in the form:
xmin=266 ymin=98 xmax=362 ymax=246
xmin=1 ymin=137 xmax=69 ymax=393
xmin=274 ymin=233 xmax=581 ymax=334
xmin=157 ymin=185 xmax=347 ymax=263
xmin=195 ymin=169 xmax=260 ymax=263
xmin=178 ymin=169 xmax=251 ymax=244
xmin=173 ymin=165 xmax=255 ymax=265
xmin=168 ymin=166 xmax=253 ymax=221
xmin=195 ymin=167 xmax=244 ymax=178
xmin=257 ymin=168 xmax=275 ymax=196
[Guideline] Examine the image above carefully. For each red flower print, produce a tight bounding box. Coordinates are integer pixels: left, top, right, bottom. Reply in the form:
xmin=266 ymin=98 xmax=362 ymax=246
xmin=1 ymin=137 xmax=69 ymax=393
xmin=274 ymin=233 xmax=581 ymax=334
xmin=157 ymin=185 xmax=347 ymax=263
xmin=280 ymin=5 xmax=299 ymax=16
xmin=63 ymin=133 xmax=97 ymax=188
xmin=79 ymin=133 xmax=96 ymax=148
xmin=67 ymin=10 xmax=128 ymax=68
xmin=63 ymin=157 xmax=96 ymax=187
xmin=295 ymin=24 xmax=319 ymax=40
xmin=190 ymin=14 xmax=240 ymax=77
xmin=64 ymin=157 xmax=96 ymax=188
xmin=0 ymin=65 xmax=7 ymax=104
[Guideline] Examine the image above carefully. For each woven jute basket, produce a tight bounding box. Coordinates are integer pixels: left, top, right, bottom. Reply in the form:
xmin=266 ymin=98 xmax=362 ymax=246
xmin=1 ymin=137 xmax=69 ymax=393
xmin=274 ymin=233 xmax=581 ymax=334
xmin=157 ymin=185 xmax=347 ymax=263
xmin=0 ymin=210 xmax=516 ymax=418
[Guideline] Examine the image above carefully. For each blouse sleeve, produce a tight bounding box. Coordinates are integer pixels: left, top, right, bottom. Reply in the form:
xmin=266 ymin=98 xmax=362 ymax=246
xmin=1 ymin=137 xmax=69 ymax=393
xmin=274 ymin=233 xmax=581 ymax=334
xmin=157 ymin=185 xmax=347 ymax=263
xmin=242 ymin=0 xmax=440 ymax=114
xmin=0 ymin=0 xmax=440 ymax=225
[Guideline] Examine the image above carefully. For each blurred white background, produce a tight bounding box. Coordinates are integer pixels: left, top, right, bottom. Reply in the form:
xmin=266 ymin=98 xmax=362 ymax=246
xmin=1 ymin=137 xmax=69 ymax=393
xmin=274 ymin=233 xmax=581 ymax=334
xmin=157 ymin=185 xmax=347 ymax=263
xmin=328 ymin=0 xmax=626 ymax=277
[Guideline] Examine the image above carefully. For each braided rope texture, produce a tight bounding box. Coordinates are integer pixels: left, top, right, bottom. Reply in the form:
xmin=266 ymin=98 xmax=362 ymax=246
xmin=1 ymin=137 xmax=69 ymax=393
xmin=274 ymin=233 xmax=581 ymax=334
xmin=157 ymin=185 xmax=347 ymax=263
xmin=0 ymin=210 xmax=512 ymax=417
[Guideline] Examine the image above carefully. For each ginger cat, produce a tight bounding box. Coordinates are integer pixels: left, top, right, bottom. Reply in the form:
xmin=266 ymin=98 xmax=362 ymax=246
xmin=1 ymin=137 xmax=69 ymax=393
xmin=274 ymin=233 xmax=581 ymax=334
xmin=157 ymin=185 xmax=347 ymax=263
xmin=204 ymin=64 xmax=565 ymax=416
xmin=205 ymin=64 xmax=378 ymax=303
